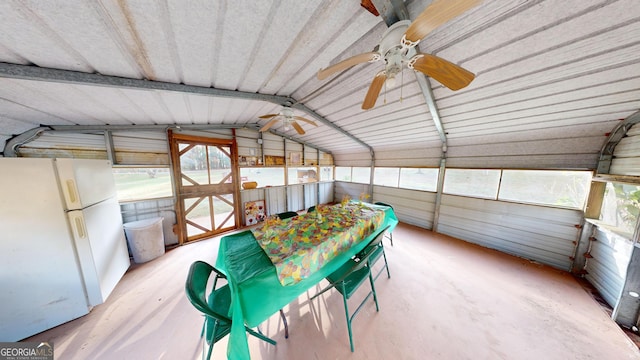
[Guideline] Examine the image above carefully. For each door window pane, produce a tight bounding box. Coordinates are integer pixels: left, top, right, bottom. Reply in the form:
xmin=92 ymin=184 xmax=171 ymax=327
xmin=208 ymin=146 xmax=232 ymax=184
xmin=184 ymin=197 xmax=211 ymax=237
xmin=213 ymin=194 xmax=235 ymax=230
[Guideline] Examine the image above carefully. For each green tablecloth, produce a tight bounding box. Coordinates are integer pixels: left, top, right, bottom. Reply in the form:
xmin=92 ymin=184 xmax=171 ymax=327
xmin=252 ymin=202 xmax=386 ymax=285
xmin=215 ymin=203 xmax=397 ymax=359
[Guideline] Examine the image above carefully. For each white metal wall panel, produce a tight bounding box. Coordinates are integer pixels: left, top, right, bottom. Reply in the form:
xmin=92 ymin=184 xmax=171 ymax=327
xmin=112 ymin=130 xmax=169 ymax=165
xmin=438 ymin=194 xmax=582 ymax=271
xmin=263 ymin=137 xmax=284 ymax=156
xmin=318 ymin=182 xmax=334 ymax=205
xmin=373 ymin=185 xmax=436 ymax=229
xmin=374 ymin=146 xmax=442 ymax=167
xmin=264 ymin=186 xmax=287 ymax=216
xmin=585 ymin=227 xmax=633 ymax=307
xmin=333 ymin=150 xmax=372 ymax=167
xmin=610 ymin=124 xmax=640 ymax=175
xmin=287 ymin=184 xmax=305 ymax=212
xmin=303 ymin=183 xmax=317 ymax=210
xmin=19 ymin=132 xmax=107 ymax=159
xmin=334 ymin=181 xmax=369 ymax=203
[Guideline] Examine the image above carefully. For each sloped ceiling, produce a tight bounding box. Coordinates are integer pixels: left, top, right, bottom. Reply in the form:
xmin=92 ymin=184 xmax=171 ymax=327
xmin=0 ymin=0 xmax=638 ymax=169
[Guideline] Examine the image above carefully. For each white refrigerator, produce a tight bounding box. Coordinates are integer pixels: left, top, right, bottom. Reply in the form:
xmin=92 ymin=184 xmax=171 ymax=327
xmin=0 ymin=158 xmax=130 ymax=341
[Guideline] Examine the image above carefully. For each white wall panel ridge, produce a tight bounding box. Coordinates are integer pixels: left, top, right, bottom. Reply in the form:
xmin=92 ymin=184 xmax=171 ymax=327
xmin=437 ymin=194 xmax=582 ymax=271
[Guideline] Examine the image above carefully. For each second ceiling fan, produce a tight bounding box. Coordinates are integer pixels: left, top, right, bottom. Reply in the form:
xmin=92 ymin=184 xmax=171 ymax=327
xmin=259 ymin=107 xmax=318 ymax=135
xmin=318 ymin=0 xmax=483 ymax=110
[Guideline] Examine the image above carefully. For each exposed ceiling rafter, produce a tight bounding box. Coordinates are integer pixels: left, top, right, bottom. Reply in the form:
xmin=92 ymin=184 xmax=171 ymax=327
xmin=0 ymin=62 xmax=372 ymax=152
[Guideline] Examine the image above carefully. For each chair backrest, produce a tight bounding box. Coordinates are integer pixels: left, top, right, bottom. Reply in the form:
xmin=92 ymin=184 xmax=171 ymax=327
xmin=333 ymin=226 xmax=389 ymax=283
xmin=358 ymin=226 xmax=388 ymax=260
xmin=277 ymin=211 xmax=298 ymax=220
xmin=374 ymin=201 xmax=393 ymax=209
xmin=185 ymin=260 xmax=232 ymax=323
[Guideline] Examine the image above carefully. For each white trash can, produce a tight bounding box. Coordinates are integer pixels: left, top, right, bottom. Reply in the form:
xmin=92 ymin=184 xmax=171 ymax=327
xmin=123 ymin=217 xmax=165 ymax=263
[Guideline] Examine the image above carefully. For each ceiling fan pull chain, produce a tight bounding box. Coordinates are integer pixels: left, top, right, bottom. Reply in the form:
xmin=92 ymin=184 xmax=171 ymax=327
xmin=384 ymin=78 xmax=387 ymax=104
xmin=400 ymin=70 xmax=404 ymax=103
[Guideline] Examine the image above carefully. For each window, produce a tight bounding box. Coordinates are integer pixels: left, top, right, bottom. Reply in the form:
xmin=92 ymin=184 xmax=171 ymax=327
xmin=335 ymin=167 xmax=352 ymax=181
xmin=288 ymin=166 xmax=318 ymax=184
xmin=240 ymin=167 xmax=285 ymax=187
xmin=598 ymin=182 xmax=640 ymax=237
xmin=352 ymin=167 xmax=371 ymax=184
xmin=499 ymin=170 xmax=591 ymax=209
xmin=399 ymin=168 xmax=439 ymax=191
xmin=443 ymin=169 xmax=501 ymax=199
xmin=113 ymin=167 xmax=173 ymax=202
xmin=319 ymin=166 xmax=334 ymax=181
xmin=374 ymin=167 xmax=399 ymax=187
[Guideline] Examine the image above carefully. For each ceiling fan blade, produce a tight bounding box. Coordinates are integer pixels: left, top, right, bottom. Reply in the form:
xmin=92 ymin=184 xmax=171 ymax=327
xmin=291 ymin=121 xmax=306 ymax=135
xmin=410 ymin=54 xmax=475 ymax=90
xmin=293 ymin=116 xmax=317 ymax=127
xmin=317 ymin=52 xmax=379 ymax=80
xmin=259 ymin=118 xmax=279 ymax=132
xmin=362 ymin=71 xmax=387 ymax=110
xmin=258 ymin=113 xmax=279 ymax=119
xmin=404 ymin=0 xmax=483 ymax=44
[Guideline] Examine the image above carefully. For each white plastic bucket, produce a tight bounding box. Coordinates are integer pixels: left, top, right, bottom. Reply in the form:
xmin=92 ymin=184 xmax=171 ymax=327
xmin=123 ymin=217 xmax=165 ymax=263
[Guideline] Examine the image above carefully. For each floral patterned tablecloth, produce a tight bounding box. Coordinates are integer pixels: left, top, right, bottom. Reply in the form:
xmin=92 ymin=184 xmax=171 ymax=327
xmin=251 ymin=202 xmax=385 ymax=286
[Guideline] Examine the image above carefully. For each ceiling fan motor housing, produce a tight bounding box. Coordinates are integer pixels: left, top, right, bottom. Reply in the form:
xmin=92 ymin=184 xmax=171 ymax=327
xmin=379 ymin=20 xmax=416 ymax=82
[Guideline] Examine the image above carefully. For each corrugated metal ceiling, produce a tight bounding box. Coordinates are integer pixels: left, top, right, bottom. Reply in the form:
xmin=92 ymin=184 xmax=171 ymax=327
xmin=0 ymin=0 xmax=638 ymax=169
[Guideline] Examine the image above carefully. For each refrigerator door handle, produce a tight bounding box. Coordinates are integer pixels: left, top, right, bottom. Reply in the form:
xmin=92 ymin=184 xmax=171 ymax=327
xmin=66 ymin=179 xmax=78 ymax=204
xmin=74 ymin=216 xmax=87 ymax=239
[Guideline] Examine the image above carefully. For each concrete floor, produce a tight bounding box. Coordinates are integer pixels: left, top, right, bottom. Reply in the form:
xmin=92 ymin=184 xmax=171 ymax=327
xmin=26 ymin=222 xmax=640 ymax=359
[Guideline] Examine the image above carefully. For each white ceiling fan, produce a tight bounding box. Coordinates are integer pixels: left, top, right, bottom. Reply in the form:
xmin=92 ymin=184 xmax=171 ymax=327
xmin=317 ymin=0 xmax=482 ymax=110
xmin=258 ymin=107 xmax=318 ymax=135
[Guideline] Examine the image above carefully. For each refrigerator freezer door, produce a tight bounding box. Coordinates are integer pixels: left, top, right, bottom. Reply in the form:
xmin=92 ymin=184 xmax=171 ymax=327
xmin=68 ymin=197 xmax=130 ymax=307
xmin=56 ymin=158 xmax=117 ymax=210
xmin=0 ymin=158 xmax=89 ymax=341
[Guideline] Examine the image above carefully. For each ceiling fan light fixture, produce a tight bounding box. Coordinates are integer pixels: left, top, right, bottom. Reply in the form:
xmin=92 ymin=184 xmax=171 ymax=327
xmin=386 ymin=73 xmax=396 ymax=87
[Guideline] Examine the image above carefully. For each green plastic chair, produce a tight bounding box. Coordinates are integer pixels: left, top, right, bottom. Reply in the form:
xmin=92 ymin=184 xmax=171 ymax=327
xmin=361 ymin=226 xmax=391 ymax=281
xmin=276 ymin=211 xmax=298 ymax=220
xmin=374 ymin=202 xmax=394 ymax=246
xmin=310 ymin=227 xmax=388 ymax=352
xmin=185 ymin=261 xmax=285 ymax=360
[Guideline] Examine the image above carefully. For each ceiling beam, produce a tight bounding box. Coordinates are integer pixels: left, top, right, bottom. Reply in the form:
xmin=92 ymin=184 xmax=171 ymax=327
xmin=0 ymin=62 xmax=291 ymax=104
xmin=0 ymin=62 xmax=372 ymax=152
xmin=290 ymin=103 xmax=373 ymax=153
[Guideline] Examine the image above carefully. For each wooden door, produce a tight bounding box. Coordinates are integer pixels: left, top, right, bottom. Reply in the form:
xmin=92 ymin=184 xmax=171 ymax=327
xmin=169 ymin=131 xmax=240 ymax=243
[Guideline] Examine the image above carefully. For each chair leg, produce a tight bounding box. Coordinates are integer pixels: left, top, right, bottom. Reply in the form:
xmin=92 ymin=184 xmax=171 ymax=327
xmin=246 ymin=327 xmax=277 ymax=346
xmin=205 ymin=318 xmax=217 ymax=360
xmin=368 ymin=269 xmax=379 ymax=312
xmin=279 ymin=309 xmax=289 ymax=339
xmin=340 ymin=282 xmax=355 ymax=352
xmin=382 ymin=248 xmax=391 ymax=279
xmin=388 ymin=232 xmax=393 ymax=246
